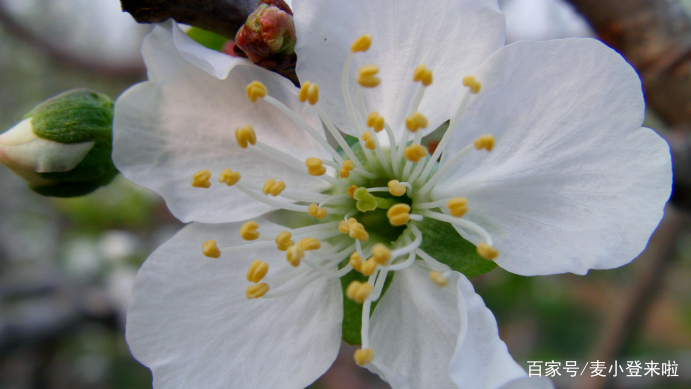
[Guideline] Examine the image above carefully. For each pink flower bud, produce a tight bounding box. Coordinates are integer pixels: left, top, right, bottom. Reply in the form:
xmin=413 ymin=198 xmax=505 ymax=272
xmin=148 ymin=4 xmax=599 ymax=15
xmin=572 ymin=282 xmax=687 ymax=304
xmin=234 ymin=0 xmax=297 ymax=83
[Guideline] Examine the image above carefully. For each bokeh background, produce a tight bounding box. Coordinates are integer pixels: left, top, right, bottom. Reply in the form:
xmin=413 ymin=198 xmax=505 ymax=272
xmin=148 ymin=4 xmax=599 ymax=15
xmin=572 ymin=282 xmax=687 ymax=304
xmin=0 ymin=1 xmax=688 ymax=388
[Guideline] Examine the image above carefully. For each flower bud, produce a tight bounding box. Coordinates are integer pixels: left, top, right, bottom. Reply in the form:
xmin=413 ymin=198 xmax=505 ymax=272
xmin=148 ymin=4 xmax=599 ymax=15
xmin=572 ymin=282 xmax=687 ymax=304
xmin=0 ymin=89 xmax=118 ymax=197
xmin=232 ymin=0 xmax=297 ymax=84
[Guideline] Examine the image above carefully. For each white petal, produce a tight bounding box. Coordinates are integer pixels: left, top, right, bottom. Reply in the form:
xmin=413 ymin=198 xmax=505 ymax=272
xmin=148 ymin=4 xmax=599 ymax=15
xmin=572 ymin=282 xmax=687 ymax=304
xmin=126 ymin=220 xmax=342 ymax=389
xmin=449 ymin=275 xmax=526 ymax=389
xmin=113 ymin=23 xmax=331 ymax=224
xmin=497 ymin=377 xmax=555 ymax=389
xmin=367 ymin=263 xmax=460 ymax=388
xmin=171 ymin=21 xmax=237 ymax=80
xmin=293 ymin=0 xmax=505 ymax=138
xmin=0 ymin=118 xmax=94 ymax=173
xmin=433 ymin=39 xmax=671 ymax=275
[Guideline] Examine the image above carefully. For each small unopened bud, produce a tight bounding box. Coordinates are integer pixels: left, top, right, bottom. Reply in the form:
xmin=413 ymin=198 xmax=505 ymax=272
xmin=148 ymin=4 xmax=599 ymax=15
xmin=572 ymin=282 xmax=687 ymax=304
xmin=0 ymin=89 xmax=118 ymax=197
xmin=234 ymin=0 xmax=297 ymax=83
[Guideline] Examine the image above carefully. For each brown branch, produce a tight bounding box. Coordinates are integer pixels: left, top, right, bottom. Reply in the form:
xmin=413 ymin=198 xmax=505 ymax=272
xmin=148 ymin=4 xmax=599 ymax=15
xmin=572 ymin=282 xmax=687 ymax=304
xmin=120 ymin=0 xmax=257 ymax=39
xmin=0 ymin=4 xmax=145 ymax=79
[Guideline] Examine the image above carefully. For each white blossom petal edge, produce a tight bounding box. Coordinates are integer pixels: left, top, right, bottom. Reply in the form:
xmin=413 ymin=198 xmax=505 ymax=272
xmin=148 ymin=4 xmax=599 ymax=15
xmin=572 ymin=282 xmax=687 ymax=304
xmin=126 ymin=220 xmax=342 ymax=389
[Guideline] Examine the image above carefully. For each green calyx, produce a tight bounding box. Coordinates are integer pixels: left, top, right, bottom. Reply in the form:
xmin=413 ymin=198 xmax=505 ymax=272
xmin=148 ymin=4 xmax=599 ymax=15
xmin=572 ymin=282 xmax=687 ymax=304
xmin=331 ymin=134 xmax=496 ymax=345
xmin=28 ymin=89 xmax=114 ymax=144
xmin=26 ymin=89 xmax=118 ymax=197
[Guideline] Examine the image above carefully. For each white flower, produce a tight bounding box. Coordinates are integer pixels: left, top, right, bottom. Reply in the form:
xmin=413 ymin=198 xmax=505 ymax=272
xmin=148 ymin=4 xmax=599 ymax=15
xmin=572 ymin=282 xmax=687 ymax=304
xmin=113 ymin=0 xmax=671 ymax=388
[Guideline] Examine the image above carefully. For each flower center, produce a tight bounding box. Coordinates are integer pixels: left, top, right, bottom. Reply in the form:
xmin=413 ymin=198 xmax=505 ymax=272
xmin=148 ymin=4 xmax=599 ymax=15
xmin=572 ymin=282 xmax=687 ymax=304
xmin=191 ymin=34 xmax=500 ymax=367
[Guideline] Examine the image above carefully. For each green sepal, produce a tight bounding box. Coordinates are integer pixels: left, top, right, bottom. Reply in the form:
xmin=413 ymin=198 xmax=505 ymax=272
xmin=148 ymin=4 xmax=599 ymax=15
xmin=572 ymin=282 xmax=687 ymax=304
xmin=341 ymin=269 xmax=394 ymax=345
xmin=24 ymin=89 xmax=118 ymax=197
xmin=186 ymin=27 xmax=229 ymax=52
xmin=33 ymin=137 xmax=118 ymax=197
xmin=418 ymin=216 xmax=497 ymax=278
xmin=29 ymin=89 xmax=114 ymax=144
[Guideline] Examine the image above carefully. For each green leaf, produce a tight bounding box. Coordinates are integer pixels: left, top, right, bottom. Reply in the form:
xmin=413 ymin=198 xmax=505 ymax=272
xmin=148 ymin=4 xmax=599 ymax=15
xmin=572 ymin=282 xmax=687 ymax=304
xmin=340 ymin=269 xmax=393 ymax=345
xmin=186 ymin=27 xmax=229 ymax=52
xmin=418 ymin=217 xmax=497 ymax=278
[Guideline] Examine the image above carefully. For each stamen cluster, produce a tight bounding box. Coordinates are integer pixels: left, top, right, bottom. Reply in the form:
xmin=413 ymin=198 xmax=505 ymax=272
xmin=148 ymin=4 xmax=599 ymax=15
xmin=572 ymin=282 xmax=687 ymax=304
xmin=190 ymin=33 xmax=500 ymax=366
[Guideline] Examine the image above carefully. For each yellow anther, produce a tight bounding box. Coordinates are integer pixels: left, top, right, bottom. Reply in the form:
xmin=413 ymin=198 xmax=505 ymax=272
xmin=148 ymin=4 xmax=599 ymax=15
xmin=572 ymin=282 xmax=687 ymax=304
xmin=246 ymin=80 xmax=268 ymax=102
xmin=234 ymin=124 xmax=257 ymax=149
xmin=239 ymin=221 xmax=260 ymax=241
xmin=371 ymin=243 xmax=391 ymax=265
xmin=413 ymin=64 xmax=433 ymax=86
xmin=447 ymin=197 xmax=469 ymax=217
xmin=351 ymin=34 xmax=373 ymax=53
xmin=388 ymin=180 xmax=406 ymax=196
xmin=338 ymin=220 xmax=350 ymax=234
xmin=387 ymin=203 xmax=411 ymax=226
xmin=357 ymin=65 xmax=381 ymax=88
xmin=354 ymin=348 xmax=374 ymax=366
xmin=298 ymin=81 xmax=319 ymax=105
xmin=286 ymin=245 xmax=305 ymax=267
xmin=264 ymin=181 xmax=286 ymax=197
xmin=477 ymin=243 xmax=499 ymax=260
xmin=366 ymin=112 xmax=385 ymax=132
xmin=346 ymin=280 xmax=374 ymax=303
xmin=362 ymin=131 xmax=376 ymax=150
xmin=307 ymin=166 xmax=326 ymax=176
xmin=202 ymin=240 xmax=221 ymax=258
xmin=307 ymin=203 xmax=327 ymax=219
xmin=298 ymin=237 xmax=321 ymax=251
xmin=315 ymin=207 xmax=327 ymax=219
xmin=275 ymin=231 xmax=294 ymax=251
xmin=218 ymin=168 xmax=241 ymax=186
xmin=246 ymin=259 xmax=269 ymax=283
xmin=298 ymin=81 xmax=310 ymax=102
xmin=246 ymin=283 xmax=269 ymax=299
xmin=349 ymin=251 xmax=364 ymax=271
xmin=462 ymin=75 xmax=482 ymax=94
xmin=348 ymin=221 xmax=369 ymax=241
xmin=347 ymin=217 xmax=357 ymax=223
xmin=405 ymin=111 xmax=428 ymax=132
xmin=191 ymin=169 xmax=212 ymax=188
xmin=305 ymin=157 xmax=326 ymax=176
xmin=358 ymin=64 xmax=379 ymax=77
xmin=305 ymin=157 xmax=323 ymax=169
xmin=258 ymin=178 xmax=286 ymax=196
xmin=360 ymin=259 xmax=378 ymax=276
xmin=429 ymin=271 xmax=449 ymax=287
xmin=473 ymin=134 xmax=495 ymax=151
xmin=404 ymin=144 xmax=428 ymax=162
xmin=339 ymin=160 xmax=355 ymax=178
xmin=262 ymin=178 xmax=276 ymax=195
xmin=347 ymin=185 xmax=358 ymax=198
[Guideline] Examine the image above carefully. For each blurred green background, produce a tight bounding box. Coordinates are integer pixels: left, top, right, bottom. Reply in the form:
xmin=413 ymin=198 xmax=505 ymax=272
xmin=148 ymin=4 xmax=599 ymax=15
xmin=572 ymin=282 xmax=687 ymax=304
xmin=0 ymin=1 xmax=688 ymax=389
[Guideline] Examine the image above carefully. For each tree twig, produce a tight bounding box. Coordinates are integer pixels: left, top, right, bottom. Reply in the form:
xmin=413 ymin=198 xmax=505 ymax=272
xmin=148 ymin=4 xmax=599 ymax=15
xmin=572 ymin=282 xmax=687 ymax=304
xmin=120 ymin=0 xmax=256 ymax=39
xmin=0 ymin=3 xmax=145 ymax=79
